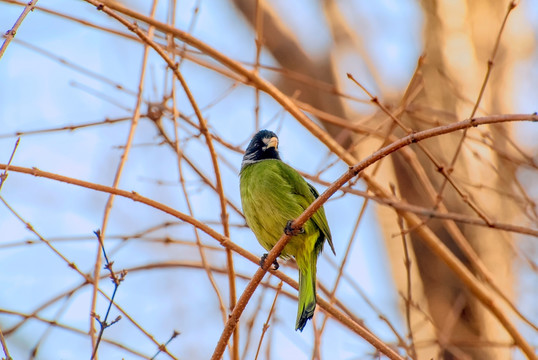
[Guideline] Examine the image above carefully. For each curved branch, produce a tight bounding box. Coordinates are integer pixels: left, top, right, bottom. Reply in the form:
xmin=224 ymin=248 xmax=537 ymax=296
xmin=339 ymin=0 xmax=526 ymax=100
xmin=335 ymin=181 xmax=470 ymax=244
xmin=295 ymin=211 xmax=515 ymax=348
xmin=2 ymin=112 xmax=536 ymax=360
xmin=209 ymin=113 xmax=538 ymax=360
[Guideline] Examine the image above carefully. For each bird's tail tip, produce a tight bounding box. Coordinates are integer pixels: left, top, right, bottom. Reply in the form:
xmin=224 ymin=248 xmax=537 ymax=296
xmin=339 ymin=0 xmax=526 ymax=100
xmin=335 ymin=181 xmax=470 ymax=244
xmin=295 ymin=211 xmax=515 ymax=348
xmin=295 ymin=300 xmax=315 ymax=331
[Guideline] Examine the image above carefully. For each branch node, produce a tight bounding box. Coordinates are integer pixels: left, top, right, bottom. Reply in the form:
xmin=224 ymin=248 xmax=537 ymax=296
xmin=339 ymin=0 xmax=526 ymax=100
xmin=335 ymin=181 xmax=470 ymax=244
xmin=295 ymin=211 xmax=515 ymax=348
xmin=470 ymin=117 xmax=478 ymax=127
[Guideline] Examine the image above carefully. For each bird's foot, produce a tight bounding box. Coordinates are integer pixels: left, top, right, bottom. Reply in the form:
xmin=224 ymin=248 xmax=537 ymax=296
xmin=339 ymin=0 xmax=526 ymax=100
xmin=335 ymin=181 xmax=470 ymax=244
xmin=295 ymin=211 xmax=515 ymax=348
xmin=284 ymin=220 xmax=304 ymax=236
xmin=260 ymin=253 xmax=279 ymax=270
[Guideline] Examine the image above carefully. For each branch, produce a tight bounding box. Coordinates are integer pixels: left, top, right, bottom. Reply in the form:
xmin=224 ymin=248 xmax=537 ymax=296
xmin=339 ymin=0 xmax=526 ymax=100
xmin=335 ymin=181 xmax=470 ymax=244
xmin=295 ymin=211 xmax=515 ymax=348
xmin=209 ymin=113 xmax=538 ymax=360
xmin=2 ymin=113 xmax=536 ymax=360
xmin=90 ymin=230 xmax=127 ymax=360
xmin=0 ymin=327 xmax=11 ymax=360
xmin=0 ymin=0 xmax=39 ymax=60
xmin=0 ymin=137 xmax=20 ymax=193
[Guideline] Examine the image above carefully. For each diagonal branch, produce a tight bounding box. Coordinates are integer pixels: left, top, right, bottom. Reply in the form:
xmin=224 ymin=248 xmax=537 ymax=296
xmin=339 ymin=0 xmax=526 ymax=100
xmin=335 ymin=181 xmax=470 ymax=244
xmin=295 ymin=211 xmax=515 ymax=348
xmin=0 ymin=0 xmax=39 ymax=60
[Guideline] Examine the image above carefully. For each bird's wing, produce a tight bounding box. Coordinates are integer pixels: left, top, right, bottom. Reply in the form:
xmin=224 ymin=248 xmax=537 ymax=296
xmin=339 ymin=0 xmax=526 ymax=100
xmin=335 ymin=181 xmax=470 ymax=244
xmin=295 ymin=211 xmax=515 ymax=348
xmin=306 ymin=183 xmax=335 ymax=255
xmin=277 ymin=162 xmax=335 ymax=255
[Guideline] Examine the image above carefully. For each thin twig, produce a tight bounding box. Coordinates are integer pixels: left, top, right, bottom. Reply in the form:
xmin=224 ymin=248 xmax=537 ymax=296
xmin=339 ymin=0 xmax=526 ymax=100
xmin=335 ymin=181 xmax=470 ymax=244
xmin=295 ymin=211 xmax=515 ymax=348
xmin=0 ymin=195 xmax=89 ymax=280
xmin=0 ymin=117 xmax=131 ymax=139
xmin=2 ymin=112 xmax=536 ymax=359
xmin=0 ymin=327 xmax=12 ymax=360
xmin=0 ymin=308 xmax=149 ymax=359
xmin=347 ymin=72 xmax=538 ymax=333
xmin=441 ymin=0 xmax=518 ymax=181
xmin=1 ymin=194 xmax=178 ymax=359
xmin=74 ymin=8 xmax=537 ymax=355
xmin=347 ymin=72 xmax=493 ymax=225
xmin=0 ymin=0 xmax=39 ymax=60
xmin=89 ymin=2 xmax=158 ymax=350
xmin=0 ymin=137 xmax=20 ymax=192
xmin=254 ymin=281 xmax=282 ymax=360
xmin=90 ymin=230 xmax=126 ymax=360
xmin=241 ymin=283 xmax=270 ymax=359
xmin=171 ymin=86 xmax=229 ymax=325
xmin=91 ymin=5 xmax=239 ymax=357
xmin=391 ymin=184 xmax=417 ymax=360
xmin=208 ymin=113 xmax=538 ymax=360
xmin=30 ymin=292 xmax=76 ymax=359
xmin=301 ymin=174 xmax=538 ymax=237
xmin=151 ymin=330 xmax=181 ymax=360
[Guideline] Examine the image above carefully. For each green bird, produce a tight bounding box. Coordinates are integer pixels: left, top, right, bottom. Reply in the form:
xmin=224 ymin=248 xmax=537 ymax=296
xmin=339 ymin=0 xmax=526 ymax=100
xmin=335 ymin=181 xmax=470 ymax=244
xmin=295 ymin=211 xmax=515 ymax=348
xmin=239 ymin=130 xmax=335 ymax=331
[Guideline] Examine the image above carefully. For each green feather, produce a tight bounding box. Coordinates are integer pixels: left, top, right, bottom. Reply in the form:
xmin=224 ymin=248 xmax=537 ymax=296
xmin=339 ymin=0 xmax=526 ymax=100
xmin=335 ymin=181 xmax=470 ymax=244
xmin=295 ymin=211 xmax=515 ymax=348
xmin=240 ymin=158 xmax=334 ymax=331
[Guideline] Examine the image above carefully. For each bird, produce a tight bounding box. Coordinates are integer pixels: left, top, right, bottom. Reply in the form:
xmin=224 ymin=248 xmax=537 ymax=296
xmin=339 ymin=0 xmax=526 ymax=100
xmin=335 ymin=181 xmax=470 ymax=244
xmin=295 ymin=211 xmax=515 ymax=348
xmin=239 ymin=129 xmax=335 ymax=331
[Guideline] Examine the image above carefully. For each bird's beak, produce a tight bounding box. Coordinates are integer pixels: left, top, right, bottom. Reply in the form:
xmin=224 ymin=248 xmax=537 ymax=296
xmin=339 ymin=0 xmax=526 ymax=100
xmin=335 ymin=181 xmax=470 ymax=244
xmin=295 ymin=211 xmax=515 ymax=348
xmin=267 ymin=136 xmax=278 ymax=149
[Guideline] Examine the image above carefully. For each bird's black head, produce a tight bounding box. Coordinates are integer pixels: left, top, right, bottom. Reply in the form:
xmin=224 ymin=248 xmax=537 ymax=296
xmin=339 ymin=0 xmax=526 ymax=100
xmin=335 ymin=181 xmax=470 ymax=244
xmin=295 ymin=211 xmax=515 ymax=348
xmin=241 ymin=130 xmax=281 ymax=169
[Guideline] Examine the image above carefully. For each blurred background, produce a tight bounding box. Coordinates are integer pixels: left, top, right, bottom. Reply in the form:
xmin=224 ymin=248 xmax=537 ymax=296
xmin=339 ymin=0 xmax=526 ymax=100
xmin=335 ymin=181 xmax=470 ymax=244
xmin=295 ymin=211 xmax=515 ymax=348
xmin=0 ymin=0 xmax=536 ymax=359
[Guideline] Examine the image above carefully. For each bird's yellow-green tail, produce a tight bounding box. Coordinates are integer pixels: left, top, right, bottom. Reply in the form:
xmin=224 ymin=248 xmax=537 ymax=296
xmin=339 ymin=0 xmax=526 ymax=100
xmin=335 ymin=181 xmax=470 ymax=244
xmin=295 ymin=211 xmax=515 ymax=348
xmin=295 ymin=251 xmax=317 ymax=331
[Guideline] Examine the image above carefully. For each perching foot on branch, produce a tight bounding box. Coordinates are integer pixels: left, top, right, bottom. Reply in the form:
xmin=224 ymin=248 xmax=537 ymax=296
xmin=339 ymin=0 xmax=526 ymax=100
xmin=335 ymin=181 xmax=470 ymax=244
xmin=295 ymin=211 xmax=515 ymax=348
xmin=284 ymin=220 xmax=304 ymax=236
xmin=260 ymin=253 xmax=279 ymax=270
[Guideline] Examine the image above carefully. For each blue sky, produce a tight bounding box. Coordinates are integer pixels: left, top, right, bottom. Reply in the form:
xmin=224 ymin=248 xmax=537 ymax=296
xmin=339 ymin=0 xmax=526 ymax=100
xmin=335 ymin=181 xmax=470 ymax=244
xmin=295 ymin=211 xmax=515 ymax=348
xmin=0 ymin=1 xmax=536 ymax=359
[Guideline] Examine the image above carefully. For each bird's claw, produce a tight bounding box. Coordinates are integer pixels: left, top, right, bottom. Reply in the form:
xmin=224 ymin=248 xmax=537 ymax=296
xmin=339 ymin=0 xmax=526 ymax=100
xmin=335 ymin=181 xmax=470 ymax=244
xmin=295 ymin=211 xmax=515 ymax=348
xmin=260 ymin=253 xmax=279 ymax=270
xmin=285 ymin=220 xmax=304 ymax=236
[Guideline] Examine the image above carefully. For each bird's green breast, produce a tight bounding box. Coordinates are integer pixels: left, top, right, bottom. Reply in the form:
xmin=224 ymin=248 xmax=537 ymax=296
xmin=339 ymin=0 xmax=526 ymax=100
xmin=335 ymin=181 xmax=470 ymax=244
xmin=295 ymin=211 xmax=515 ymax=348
xmin=239 ymin=159 xmax=323 ymax=259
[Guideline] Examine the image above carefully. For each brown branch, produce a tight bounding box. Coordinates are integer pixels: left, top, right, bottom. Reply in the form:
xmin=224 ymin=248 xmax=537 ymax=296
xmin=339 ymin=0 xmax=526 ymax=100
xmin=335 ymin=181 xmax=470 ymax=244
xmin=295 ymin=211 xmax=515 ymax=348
xmin=90 ymin=231 xmax=126 ymax=360
xmin=0 ymin=196 xmax=178 ymax=360
xmin=0 ymin=326 xmax=11 ymax=360
xmin=352 ymin=69 xmax=538 ymax=335
xmin=0 ymin=196 xmax=90 ymax=282
xmin=0 ymin=117 xmax=132 ymax=139
xmin=447 ymin=0 xmax=518 ymax=166
xmin=0 ymin=308 xmax=149 ymax=359
xmin=0 ymin=162 xmax=390 ymax=357
xmin=301 ymin=174 xmax=538 ymax=237
xmin=347 ymin=73 xmax=493 ymax=225
xmin=79 ymin=7 xmax=537 ymax=319
xmin=209 ymin=113 xmax=537 ymax=360
xmin=154 ymin=121 xmax=244 ymax=217
xmin=98 ymin=5 xmax=240 ymax=356
xmin=392 ymin=184 xmax=417 ymax=360
xmin=0 ymin=137 xmax=20 ymax=193
xmin=254 ymin=281 xmax=282 ymax=360
xmin=170 ymin=53 xmax=239 ymax=360
xmin=171 ymin=89 xmax=229 ymax=327
xmin=0 ymin=0 xmax=39 ymax=60
xmin=1 ymin=112 xmax=536 ymax=359
xmin=89 ymin=3 xmax=158 ymax=350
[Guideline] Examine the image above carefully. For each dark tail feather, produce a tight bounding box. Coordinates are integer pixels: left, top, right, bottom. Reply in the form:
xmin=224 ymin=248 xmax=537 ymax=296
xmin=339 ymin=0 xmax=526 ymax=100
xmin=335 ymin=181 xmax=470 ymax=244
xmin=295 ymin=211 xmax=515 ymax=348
xmin=295 ymin=254 xmax=317 ymax=331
